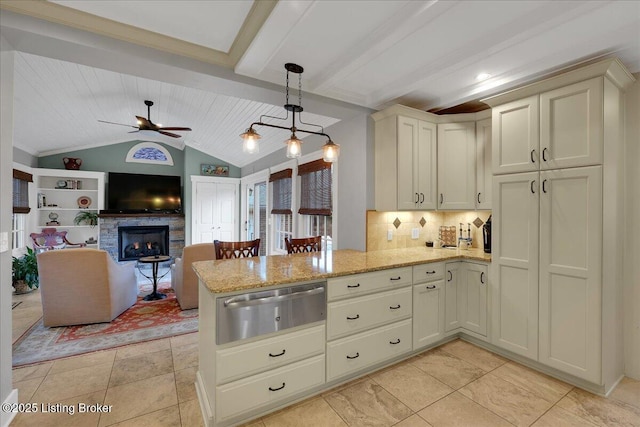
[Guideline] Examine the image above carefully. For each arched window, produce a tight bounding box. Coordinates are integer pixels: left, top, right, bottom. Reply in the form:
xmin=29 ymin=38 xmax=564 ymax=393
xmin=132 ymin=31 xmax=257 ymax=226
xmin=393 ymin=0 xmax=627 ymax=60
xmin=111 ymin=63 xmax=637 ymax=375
xmin=125 ymin=142 xmax=174 ymax=166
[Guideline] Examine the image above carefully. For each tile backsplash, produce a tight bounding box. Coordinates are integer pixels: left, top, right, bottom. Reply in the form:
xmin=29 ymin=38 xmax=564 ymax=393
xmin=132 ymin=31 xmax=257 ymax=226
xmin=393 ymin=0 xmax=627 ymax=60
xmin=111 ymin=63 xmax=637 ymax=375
xmin=366 ymin=210 xmax=491 ymax=251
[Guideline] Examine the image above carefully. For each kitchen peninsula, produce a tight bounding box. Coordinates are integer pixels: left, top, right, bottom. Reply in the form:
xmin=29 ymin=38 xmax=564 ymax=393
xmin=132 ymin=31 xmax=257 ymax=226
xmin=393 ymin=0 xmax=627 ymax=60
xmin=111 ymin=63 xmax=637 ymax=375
xmin=192 ymin=247 xmax=490 ymax=427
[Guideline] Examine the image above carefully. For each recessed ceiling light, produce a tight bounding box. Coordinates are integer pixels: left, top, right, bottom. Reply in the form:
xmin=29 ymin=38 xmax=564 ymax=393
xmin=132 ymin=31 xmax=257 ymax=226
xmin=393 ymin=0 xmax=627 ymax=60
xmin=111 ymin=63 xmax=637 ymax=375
xmin=476 ymin=73 xmax=491 ymax=81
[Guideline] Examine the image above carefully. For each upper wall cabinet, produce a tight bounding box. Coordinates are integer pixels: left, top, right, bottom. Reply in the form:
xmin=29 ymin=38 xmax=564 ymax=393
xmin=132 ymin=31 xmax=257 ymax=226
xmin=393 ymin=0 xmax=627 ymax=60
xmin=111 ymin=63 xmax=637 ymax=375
xmin=437 ymin=122 xmax=476 ymax=210
xmin=475 ymin=118 xmax=492 ymax=209
xmin=373 ymin=106 xmax=437 ymax=211
xmin=491 ymin=77 xmax=604 ymax=175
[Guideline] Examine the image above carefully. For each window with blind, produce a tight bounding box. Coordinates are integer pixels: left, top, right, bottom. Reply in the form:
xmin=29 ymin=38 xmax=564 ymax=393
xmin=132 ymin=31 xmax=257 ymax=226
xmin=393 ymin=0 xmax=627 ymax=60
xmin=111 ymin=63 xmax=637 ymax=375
xmin=270 ymin=169 xmax=292 ymax=214
xmin=298 ymin=159 xmax=332 ymax=215
xmin=13 ymin=169 xmax=33 ymax=214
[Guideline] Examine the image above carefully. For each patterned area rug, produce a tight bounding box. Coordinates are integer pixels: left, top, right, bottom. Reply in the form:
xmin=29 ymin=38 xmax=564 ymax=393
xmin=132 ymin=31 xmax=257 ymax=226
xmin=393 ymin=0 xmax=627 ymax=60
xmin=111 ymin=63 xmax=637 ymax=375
xmin=12 ymin=284 xmax=198 ymax=367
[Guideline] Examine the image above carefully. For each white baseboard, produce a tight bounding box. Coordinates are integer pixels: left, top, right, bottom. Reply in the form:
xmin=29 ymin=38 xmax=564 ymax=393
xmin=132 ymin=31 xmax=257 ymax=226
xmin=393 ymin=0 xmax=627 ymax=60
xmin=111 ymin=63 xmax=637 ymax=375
xmin=1 ymin=389 xmax=18 ymax=427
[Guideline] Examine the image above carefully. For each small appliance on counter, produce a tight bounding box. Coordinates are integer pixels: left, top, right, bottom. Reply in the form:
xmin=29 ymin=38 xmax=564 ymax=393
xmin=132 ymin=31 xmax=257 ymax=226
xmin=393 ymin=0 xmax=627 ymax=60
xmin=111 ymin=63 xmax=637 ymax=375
xmin=483 ymin=215 xmax=492 ymax=253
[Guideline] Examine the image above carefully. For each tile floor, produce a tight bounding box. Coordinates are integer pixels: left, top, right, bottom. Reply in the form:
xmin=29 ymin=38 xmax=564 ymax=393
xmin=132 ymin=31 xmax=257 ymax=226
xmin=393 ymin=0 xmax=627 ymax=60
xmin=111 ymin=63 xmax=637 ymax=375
xmin=11 ymin=290 xmax=640 ymax=426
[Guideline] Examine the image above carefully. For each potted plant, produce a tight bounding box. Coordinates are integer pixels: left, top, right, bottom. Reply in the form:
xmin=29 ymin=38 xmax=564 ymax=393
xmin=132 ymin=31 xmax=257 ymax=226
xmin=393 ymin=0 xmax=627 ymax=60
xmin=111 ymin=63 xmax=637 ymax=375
xmin=12 ymin=247 xmax=39 ymax=294
xmin=74 ymin=211 xmax=98 ymax=227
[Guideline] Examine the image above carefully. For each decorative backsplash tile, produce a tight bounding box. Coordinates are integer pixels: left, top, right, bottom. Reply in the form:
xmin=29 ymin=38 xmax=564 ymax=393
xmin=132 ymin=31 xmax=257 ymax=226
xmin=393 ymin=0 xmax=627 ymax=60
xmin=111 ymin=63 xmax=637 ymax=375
xmin=419 ymin=217 xmax=426 ymax=227
xmin=473 ymin=217 xmax=484 ymax=228
xmin=393 ymin=217 xmax=401 ymax=229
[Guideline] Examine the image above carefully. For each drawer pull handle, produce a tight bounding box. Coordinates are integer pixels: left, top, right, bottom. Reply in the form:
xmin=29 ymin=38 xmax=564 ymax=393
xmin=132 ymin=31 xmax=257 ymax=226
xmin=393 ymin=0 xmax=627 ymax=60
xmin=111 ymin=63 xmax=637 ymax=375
xmin=389 ymin=304 xmax=401 ymax=310
xmin=347 ymin=283 xmax=360 ymax=288
xmin=448 ymin=271 xmax=453 ymax=281
xmin=426 ymin=285 xmax=436 ymax=289
xmin=542 ymin=147 xmax=548 ymax=162
xmin=426 ymin=270 xmax=436 ymax=274
xmin=390 ymin=277 xmax=401 ymax=281
xmin=269 ymin=383 xmax=286 ymax=392
xmin=347 ymin=314 xmax=360 ymax=320
xmin=531 ymin=149 xmax=536 ymax=163
xmin=346 ymin=352 xmax=360 ymax=360
xmin=478 ymin=192 xmax=481 ymax=204
xmin=480 ymin=272 xmax=485 ymax=284
xmin=390 ymin=339 xmax=401 ymax=345
xmin=269 ymin=349 xmax=286 ymax=357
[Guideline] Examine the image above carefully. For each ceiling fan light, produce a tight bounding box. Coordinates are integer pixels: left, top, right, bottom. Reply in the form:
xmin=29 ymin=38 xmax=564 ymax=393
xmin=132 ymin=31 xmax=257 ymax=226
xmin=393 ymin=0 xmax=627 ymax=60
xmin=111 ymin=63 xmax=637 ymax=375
xmin=322 ymin=139 xmax=340 ymax=162
xmin=241 ymin=128 xmax=261 ymax=154
xmin=285 ymin=134 xmax=302 ymax=158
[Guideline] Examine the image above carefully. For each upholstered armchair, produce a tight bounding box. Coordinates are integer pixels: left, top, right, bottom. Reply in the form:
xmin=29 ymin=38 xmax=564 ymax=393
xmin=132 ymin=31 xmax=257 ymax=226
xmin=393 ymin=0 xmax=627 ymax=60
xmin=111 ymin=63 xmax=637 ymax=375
xmin=37 ymin=249 xmax=138 ymax=327
xmin=30 ymin=228 xmax=86 ymax=252
xmin=171 ymin=243 xmax=216 ymax=310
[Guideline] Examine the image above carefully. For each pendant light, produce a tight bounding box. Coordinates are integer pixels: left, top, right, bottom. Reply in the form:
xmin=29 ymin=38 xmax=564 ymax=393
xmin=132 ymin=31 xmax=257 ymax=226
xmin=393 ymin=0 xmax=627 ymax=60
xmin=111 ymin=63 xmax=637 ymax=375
xmin=240 ymin=63 xmax=339 ymax=162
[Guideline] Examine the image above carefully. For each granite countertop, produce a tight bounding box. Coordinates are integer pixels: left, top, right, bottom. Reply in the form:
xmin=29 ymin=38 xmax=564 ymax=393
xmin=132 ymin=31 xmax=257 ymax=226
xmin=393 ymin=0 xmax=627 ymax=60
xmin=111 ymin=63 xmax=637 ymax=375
xmin=192 ymin=247 xmax=491 ymax=294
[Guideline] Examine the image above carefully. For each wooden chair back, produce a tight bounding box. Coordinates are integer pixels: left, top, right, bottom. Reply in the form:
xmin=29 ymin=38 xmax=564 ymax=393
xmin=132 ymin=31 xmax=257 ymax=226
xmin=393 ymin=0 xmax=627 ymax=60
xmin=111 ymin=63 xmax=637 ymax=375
xmin=214 ymin=239 xmax=260 ymax=260
xmin=285 ymin=236 xmax=322 ymax=254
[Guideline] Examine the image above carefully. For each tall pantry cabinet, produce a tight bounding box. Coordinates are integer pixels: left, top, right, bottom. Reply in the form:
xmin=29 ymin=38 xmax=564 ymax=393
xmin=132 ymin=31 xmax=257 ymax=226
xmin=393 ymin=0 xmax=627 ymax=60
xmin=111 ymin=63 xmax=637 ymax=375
xmin=483 ymin=58 xmax=634 ymax=393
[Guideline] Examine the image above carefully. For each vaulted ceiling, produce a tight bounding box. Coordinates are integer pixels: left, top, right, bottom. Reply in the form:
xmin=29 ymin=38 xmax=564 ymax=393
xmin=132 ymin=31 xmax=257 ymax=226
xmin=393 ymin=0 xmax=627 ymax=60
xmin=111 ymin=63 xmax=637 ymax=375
xmin=1 ymin=0 xmax=638 ymax=167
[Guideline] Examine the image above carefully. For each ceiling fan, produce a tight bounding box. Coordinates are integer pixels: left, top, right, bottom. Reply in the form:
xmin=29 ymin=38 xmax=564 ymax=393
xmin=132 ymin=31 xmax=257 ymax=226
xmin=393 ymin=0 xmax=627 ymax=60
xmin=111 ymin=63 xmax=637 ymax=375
xmin=98 ymin=100 xmax=191 ymax=138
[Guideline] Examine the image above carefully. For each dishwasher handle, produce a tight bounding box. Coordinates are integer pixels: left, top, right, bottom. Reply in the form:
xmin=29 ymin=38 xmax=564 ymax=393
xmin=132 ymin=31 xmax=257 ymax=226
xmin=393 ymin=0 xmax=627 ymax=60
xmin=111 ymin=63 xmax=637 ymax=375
xmin=223 ymin=285 xmax=325 ymax=308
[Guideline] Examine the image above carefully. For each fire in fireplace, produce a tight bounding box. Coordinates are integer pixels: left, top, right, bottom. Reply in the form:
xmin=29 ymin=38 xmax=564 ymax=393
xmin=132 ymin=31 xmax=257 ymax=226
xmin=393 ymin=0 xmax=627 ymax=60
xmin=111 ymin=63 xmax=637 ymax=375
xmin=118 ymin=226 xmax=170 ymax=261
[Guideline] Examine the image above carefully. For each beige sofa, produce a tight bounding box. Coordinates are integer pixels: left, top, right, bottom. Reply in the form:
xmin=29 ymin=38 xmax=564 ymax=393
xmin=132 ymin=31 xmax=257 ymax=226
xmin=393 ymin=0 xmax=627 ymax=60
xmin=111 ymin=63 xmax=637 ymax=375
xmin=171 ymin=243 xmax=216 ymax=310
xmin=37 ymin=249 xmax=138 ymax=327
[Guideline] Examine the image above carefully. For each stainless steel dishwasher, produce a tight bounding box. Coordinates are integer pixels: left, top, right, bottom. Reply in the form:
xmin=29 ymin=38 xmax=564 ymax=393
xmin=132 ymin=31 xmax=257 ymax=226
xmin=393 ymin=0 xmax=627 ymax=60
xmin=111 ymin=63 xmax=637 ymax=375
xmin=216 ymin=282 xmax=326 ymax=345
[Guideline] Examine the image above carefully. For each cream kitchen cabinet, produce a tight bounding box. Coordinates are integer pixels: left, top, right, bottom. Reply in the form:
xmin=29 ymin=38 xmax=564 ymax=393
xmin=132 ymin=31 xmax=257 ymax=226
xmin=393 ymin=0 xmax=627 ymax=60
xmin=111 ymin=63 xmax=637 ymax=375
xmin=444 ymin=261 xmax=488 ymax=337
xmin=492 ymin=78 xmax=603 ymax=175
xmin=412 ymin=263 xmax=445 ymax=349
xmin=475 ymin=118 xmax=492 ymax=209
xmin=437 ymin=122 xmax=476 ymax=210
xmin=373 ymin=107 xmax=437 ymax=211
xmin=444 ymin=262 xmax=463 ymax=332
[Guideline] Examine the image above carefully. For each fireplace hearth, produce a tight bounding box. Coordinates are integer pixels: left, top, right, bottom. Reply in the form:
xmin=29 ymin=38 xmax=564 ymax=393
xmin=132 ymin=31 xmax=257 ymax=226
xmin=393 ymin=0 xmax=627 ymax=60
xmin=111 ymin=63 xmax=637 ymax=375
xmin=118 ymin=226 xmax=169 ymax=261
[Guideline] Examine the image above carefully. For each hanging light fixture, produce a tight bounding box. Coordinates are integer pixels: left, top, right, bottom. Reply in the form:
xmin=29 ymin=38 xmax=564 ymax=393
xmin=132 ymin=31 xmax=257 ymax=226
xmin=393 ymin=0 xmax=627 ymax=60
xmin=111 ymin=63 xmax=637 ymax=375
xmin=240 ymin=63 xmax=340 ymax=162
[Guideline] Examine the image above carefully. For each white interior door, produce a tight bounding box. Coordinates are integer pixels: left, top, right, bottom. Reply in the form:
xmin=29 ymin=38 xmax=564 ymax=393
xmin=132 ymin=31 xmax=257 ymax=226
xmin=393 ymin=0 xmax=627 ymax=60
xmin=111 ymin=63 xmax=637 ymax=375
xmin=192 ymin=177 xmax=239 ymax=244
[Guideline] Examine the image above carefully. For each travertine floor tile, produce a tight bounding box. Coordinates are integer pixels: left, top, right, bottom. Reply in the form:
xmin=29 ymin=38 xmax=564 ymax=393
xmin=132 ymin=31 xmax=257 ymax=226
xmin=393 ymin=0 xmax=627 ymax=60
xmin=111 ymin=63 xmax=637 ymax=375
xmin=170 ymin=332 xmax=198 ymax=347
xmin=107 ymin=405 xmax=181 ymax=427
xmin=172 ymin=342 xmax=198 ymax=371
xmin=492 ymin=362 xmax=572 ymax=403
xmin=371 ymin=363 xmax=453 ymax=411
xmin=610 ymin=377 xmax=640 ymax=409
xmin=49 ymin=350 xmax=116 ymax=375
xmin=532 ymin=405 xmax=599 ymax=427
xmin=439 ymin=339 xmax=507 ymax=372
xmin=12 ymin=362 xmax=52 ymax=382
xmin=238 ymin=419 xmax=265 ymax=427
xmin=417 ymin=392 xmax=512 ymax=427
xmin=99 ymin=372 xmax=177 ymax=427
xmin=13 ymin=377 xmax=44 ymax=404
xmin=262 ymin=397 xmax=347 ymax=427
xmin=109 ymin=349 xmax=174 ymax=387
xmin=410 ymin=348 xmax=485 ymax=389
xmin=10 ymin=390 xmax=106 ymax=427
xmin=179 ymin=398 xmax=205 ymax=427
xmin=31 ymin=362 xmax=112 ymax=403
xmin=115 ymin=338 xmax=171 ymax=360
xmin=175 ymin=366 xmax=197 ymax=403
xmin=556 ymin=387 xmax=640 ymax=427
xmin=459 ymin=373 xmax=552 ymax=426
xmin=394 ymin=414 xmax=433 ymax=427
xmin=325 ymin=378 xmax=413 ymax=427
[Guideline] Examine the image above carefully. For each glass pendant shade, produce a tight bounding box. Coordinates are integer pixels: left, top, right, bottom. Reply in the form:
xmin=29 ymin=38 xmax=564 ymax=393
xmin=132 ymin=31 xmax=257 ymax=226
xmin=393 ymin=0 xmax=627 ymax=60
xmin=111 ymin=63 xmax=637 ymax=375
xmin=241 ymin=128 xmax=261 ymax=154
xmin=285 ymin=134 xmax=302 ymax=158
xmin=322 ymin=140 xmax=340 ymax=162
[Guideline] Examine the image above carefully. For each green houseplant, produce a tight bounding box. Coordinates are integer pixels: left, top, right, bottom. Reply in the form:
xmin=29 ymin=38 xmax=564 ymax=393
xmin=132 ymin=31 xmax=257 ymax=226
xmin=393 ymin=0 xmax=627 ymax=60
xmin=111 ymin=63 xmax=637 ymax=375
xmin=74 ymin=211 xmax=98 ymax=227
xmin=12 ymin=247 xmax=39 ymax=294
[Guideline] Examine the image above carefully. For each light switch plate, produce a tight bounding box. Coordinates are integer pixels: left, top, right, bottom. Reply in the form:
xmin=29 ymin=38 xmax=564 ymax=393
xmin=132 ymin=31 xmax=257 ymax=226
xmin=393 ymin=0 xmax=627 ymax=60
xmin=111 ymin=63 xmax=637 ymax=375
xmin=411 ymin=228 xmax=419 ymax=239
xmin=387 ymin=230 xmax=393 ymax=241
xmin=0 ymin=232 xmax=8 ymax=253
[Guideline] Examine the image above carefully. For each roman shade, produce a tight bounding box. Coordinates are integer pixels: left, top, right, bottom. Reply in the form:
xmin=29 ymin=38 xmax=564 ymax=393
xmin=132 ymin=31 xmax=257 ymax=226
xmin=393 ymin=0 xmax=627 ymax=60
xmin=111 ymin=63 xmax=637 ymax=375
xmin=298 ymin=159 xmax=332 ymax=216
xmin=270 ymin=168 xmax=292 ymax=215
xmin=13 ymin=169 xmax=33 ymax=214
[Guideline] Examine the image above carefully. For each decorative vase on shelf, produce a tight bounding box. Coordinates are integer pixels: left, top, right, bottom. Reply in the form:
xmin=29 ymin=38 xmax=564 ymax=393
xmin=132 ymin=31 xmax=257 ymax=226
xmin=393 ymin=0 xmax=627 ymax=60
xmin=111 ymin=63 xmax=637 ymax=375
xmin=63 ymin=157 xmax=82 ymax=170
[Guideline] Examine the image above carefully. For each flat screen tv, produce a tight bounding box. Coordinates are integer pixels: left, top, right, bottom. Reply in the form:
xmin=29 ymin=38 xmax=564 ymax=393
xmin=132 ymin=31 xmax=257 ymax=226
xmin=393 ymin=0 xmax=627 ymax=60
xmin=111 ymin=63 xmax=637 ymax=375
xmin=106 ymin=172 xmax=182 ymax=213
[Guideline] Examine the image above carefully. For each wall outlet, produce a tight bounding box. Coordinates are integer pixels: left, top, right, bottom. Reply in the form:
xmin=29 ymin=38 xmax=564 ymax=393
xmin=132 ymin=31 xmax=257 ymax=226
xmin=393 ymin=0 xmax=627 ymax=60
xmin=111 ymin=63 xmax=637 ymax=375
xmin=387 ymin=230 xmax=393 ymax=241
xmin=411 ymin=228 xmax=419 ymax=239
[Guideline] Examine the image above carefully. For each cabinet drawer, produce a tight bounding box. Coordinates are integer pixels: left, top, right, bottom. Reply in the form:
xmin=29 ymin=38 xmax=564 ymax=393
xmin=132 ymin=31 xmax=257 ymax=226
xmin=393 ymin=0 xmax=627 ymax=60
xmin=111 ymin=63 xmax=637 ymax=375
xmin=327 ymin=267 xmax=412 ymax=301
xmin=327 ymin=319 xmax=412 ymax=381
xmin=413 ymin=262 xmax=444 ymax=283
xmin=216 ymin=355 xmax=325 ymax=421
xmin=327 ymin=287 xmax=412 ymax=340
xmin=216 ymin=325 xmax=325 ymax=384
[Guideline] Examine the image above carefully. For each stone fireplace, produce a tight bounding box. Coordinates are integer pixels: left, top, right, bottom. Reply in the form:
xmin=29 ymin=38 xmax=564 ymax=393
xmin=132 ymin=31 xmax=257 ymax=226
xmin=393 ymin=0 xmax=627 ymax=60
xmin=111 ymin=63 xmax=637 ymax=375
xmin=99 ymin=214 xmax=185 ymax=262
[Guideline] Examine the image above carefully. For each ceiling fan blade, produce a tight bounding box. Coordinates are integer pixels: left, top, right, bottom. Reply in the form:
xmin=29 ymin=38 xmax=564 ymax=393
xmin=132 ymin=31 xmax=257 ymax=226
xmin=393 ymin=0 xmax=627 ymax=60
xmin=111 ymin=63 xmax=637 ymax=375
xmin=98 ymin=120 xmax=138 ymax=129
xmin=135 ymin=116 xmax=151 ymax=127
xmin=158 ymin=127 xmax=192 ymax=131
xmin=157 ymin=130 xmax=181 ymax=138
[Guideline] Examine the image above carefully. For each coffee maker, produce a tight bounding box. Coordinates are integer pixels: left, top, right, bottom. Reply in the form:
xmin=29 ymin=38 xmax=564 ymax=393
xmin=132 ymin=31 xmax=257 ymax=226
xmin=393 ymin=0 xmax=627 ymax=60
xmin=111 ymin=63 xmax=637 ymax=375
xmin=483 ymin=215 xmax=492 ymax=253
